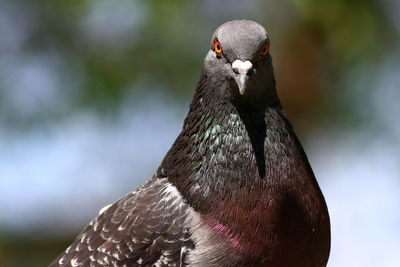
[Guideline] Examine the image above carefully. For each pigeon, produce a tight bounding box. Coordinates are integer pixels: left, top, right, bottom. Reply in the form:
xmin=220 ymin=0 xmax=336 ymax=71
xmin=49 ymin=20 xmax=330 ymax=267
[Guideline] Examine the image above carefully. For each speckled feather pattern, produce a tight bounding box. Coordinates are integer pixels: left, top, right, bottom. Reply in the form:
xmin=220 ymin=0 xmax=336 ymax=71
xmin=50 ymin=178 xmax=195 ymax=267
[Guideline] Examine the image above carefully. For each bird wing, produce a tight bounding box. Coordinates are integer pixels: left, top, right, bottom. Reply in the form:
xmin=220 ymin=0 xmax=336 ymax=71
xmin=49 ymin=177 xmax=194 ymax=267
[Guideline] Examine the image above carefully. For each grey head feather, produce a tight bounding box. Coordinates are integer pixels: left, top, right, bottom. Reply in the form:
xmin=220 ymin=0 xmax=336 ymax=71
xmin=203 ymin=20 xmax=274 ymax=97
xmin=211 ymin=20 xmax=269 ymax=62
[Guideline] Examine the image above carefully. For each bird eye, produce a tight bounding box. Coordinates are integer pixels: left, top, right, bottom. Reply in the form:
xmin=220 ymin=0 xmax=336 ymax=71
xmin=213 ymin=40 xmax=223 ymax=55
xmin=261 ymin=43 xmax=269 ymax=56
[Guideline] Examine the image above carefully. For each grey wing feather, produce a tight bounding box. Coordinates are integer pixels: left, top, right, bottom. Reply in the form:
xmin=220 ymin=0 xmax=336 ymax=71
xmin=49 ymin=178 xmax=194 ymax=267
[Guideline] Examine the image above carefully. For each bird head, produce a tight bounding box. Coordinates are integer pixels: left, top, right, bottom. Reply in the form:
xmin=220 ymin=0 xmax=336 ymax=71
xmin=204 ymin=20 xmax=274 ymax=97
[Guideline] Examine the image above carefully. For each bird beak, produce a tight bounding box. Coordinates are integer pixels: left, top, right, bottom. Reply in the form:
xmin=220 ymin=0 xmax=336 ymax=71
xmin=232 ymin=60 xmax=253 ymax=95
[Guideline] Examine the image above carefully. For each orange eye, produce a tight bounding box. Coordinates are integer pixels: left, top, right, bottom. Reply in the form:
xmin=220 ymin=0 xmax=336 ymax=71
xmin=214 ymin=40 xmax=223 ymax=55
xmin=261 ymin=43 xmax=269 ymax=56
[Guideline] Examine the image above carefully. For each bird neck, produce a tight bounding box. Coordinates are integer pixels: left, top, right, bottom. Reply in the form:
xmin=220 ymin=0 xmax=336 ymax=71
xmin=158 ymin=72 xmax=299 ymax=211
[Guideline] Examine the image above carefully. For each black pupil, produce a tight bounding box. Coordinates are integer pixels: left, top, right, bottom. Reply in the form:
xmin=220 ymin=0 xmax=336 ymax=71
xmin=216 ymin=44 xmax=220 ymax=50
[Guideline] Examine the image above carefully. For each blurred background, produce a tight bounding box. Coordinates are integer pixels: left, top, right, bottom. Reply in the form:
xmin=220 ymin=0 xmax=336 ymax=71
xmin=0 ymin=0 xmax=399 ymax=266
